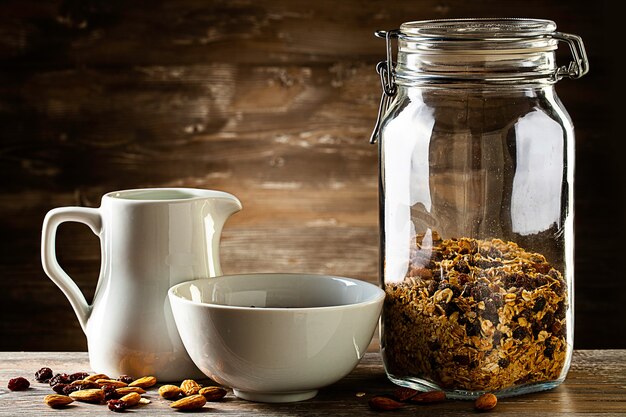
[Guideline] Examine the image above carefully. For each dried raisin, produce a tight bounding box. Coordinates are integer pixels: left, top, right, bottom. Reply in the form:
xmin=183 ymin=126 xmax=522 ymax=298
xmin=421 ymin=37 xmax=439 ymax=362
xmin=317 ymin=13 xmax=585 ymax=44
xmin=492 ymin=331 xmax=502 ymax=347
xmin=466 ymin=320 xmax=481 ymax=337
xmin=470 ymin=284 xmax=491 ymax=301
xmin=117 ymin=375 xmax=133 ymax=384
xmin=62 ymin=384 xmax=80 ymax=395
xmin=427 ymin=340 xmax=441 ymax=351
xmin=541 ymin=312 xmax=555 ymax=329
xmin=35 ymin=367 xmax=53 ymax=383
xmin=52 ymin=383 xmax=68 ymax=394
xmin=544 ymin=343 xmax=555 ymax=359
xmin=533 ymin=296 xmax=547 ymax=312
xmin=102 ymin=384 xmax=120 ymax=400
xmin=49 ymin=373 xmax=71 ymax=387
xmin=442 ymin=301 xmax=461 ymax=316
xmin=491 ymin=292 xmax=503 ymax=306
xmin=453 ymin=354 xmax=470 ymax=365
xmin=69 ymin=372 xmax=90 ymax=382
xmin=482 ymin=300 xmax=499 ymax=322
xmin=107 ymin=399 xmax=127 ymax=412
xmin=512 ymin=326 xmax=527 ymax=340
xmin=8 ymin=377 xmax=30 ymax=391
xmin=455 ymin=259 xmax=470 ymax=273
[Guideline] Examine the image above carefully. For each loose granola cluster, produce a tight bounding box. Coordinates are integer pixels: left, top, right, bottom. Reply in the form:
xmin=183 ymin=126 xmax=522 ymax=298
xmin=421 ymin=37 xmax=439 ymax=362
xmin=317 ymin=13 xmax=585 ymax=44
xmin=382 ymin=233 xmax=568 ymax=392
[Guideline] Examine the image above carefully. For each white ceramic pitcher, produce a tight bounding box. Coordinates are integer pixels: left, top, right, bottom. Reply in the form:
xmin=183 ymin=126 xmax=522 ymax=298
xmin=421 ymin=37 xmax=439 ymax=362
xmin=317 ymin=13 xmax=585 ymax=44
xmin=41 ymin=188 xmax=242 ymax=381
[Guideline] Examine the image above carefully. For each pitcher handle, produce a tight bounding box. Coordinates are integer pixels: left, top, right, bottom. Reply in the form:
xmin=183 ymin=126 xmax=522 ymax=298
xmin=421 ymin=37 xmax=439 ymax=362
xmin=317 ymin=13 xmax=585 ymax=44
xmin=41 ymin=207 xmax=102 ymax=333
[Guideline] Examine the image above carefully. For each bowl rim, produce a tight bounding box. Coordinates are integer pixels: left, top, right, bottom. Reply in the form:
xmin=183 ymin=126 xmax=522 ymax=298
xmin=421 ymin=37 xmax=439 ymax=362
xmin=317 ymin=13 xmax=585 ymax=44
xmin=168 ymin=273 xmax=385 ymax=312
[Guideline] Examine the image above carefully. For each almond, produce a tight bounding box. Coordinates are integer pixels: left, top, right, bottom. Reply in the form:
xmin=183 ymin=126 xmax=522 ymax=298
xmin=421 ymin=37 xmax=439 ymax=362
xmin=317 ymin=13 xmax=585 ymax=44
xmin=129 ymin=376 xmax=157 ymax=388
xmin=170 ymin=394 xmax=207 ymax=410
xmin=84 ymin=373 xmax=109 ymax=382
xmin=180 ymin=379 xmax=201 ymax=396
xmin=69 ymin=388 xmax=105 ymax=403
xmin=368 ymin=396 xmax=404 ymax=411
xmin=66 ymin=380 xmax=100 ymax=390
xmin=96 ymin=378 xmax=128 ymax=388
xmin=199 ymin=386 xmax=227 ymax=401
xmin=116 ymin=386 xmax=146 ymax=395
xmin=409 ymin=390 xmax=446 ymax=404
xmin=474 ymin=393 xmax=497 ymax=411
xmin=159 ymin=384 xmax=183 ymax=400
xmin=44 ymin=394 xmax=74 ymax=408
xmin=119 ymin=392 xmax=141 ymax=407
xmin=392 ymin=387 xmax=418 ymax=401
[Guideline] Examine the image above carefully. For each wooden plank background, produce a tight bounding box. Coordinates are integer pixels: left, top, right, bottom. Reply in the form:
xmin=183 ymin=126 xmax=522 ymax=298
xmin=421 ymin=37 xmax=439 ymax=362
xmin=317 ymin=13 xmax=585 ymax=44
xmin=0 ymin=0 xmax=622 ymax=351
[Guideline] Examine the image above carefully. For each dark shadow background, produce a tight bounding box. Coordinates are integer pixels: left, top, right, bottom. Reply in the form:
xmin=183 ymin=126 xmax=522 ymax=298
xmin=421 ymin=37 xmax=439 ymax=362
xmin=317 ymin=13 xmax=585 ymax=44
xmin=0 ymin=0 xmax=623 ymax=350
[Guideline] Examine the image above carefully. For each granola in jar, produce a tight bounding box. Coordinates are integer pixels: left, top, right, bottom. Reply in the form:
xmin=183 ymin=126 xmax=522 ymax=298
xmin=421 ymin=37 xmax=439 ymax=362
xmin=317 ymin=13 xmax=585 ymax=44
xmin=382 ymin=232 xmax=568 ymax=393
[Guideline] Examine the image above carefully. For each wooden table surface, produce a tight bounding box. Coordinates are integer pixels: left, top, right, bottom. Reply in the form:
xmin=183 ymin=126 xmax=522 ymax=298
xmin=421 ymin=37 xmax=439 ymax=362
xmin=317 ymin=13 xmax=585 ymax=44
xmin=1 ymin=350 xmax=625 ymax=416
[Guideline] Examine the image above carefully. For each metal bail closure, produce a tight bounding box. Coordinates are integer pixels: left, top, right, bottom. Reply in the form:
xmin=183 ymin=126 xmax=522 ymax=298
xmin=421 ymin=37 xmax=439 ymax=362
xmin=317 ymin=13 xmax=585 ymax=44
xmin=369 ymin=29 xmax=399 ymax=144
xmin=553 ymin=32 xmax=589 ymax=80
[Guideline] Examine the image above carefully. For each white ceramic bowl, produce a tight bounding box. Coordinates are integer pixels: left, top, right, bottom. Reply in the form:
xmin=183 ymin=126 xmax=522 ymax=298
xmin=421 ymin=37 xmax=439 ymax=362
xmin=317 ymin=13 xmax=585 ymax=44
xmin=168 ymin=273 xmax=384 ymax=403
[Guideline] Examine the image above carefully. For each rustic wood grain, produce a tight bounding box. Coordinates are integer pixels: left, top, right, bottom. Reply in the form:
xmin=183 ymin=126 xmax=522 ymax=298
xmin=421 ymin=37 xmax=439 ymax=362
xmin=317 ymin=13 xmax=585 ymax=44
xmin=0 ymin=0 xmax=623 ymax=351
xmin=0 ymin=351 xmax=624 ymax=416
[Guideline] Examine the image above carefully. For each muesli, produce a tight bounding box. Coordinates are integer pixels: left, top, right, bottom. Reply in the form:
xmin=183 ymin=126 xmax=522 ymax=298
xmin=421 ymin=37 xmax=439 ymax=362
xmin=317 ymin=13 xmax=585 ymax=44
xmin=382 ymin=233 xmax=568 ymax=392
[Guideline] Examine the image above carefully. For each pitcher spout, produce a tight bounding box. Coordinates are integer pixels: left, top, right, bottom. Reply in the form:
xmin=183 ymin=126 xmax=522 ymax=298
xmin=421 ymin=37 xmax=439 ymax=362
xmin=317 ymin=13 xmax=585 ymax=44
xmin=215 ymin=193 xmax=243 ymax=218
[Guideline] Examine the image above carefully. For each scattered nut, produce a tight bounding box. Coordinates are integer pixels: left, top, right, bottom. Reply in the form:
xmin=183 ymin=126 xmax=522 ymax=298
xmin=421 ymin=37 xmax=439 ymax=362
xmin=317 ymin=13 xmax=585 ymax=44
xmin=116 ymin=386 xmax=146 ymax=395
xmin=170 ymin=394 xmax=207 ymax=410
xmin=368 ymin=396 xmax=404 ymax=411
xmin=159 ymin=384 xmax=184 ymax=400
xmin=119 ymin=392 xmax=141 ymax=407
xmin=410 ymin=390 xmax=446 ymax=404
xmin=129 ymin=376 xmax=157 ymax=388
xmin=180 ymin=379 xmax=201 ymax=396
xmin=96 ymin=378 xmax=128 ymax=388
xmin=199 ymin=386 xmax=227 ymax=401
xmin=69 ymin=388 xmax=105 ymax=403
xmin=84 ymin=373 xmax=109 ymax=382
xmin=392 ymin=387 xmax=418 ymax=401
xmin=475 ymin=393 xmax=497 ymax=411
xmin=66 ymin=379 xmax=100 ymax=390
xmin=34 ymin=369 xmax=157 ymax=411
xmin=44 ymin=394 xmax=74 ymax=408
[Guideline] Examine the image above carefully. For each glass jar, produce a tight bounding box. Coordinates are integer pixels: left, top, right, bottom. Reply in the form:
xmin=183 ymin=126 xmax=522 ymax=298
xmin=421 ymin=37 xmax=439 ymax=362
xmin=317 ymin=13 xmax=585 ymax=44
xmin=372 ymin=18 xmax=588 ymax=398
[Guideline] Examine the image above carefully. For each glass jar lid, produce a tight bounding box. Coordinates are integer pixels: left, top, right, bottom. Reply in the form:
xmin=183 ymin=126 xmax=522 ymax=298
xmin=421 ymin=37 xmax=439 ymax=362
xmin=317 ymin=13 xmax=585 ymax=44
xmin=369 ymin=18 xmax=589 ymax=143
xmin=397 ymin=18 xmax=559 ymax=57
xmin=372 ymin=18 xmax=588 ymax=90
xmin=399 ymin=18 xmax=557 ymax=39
